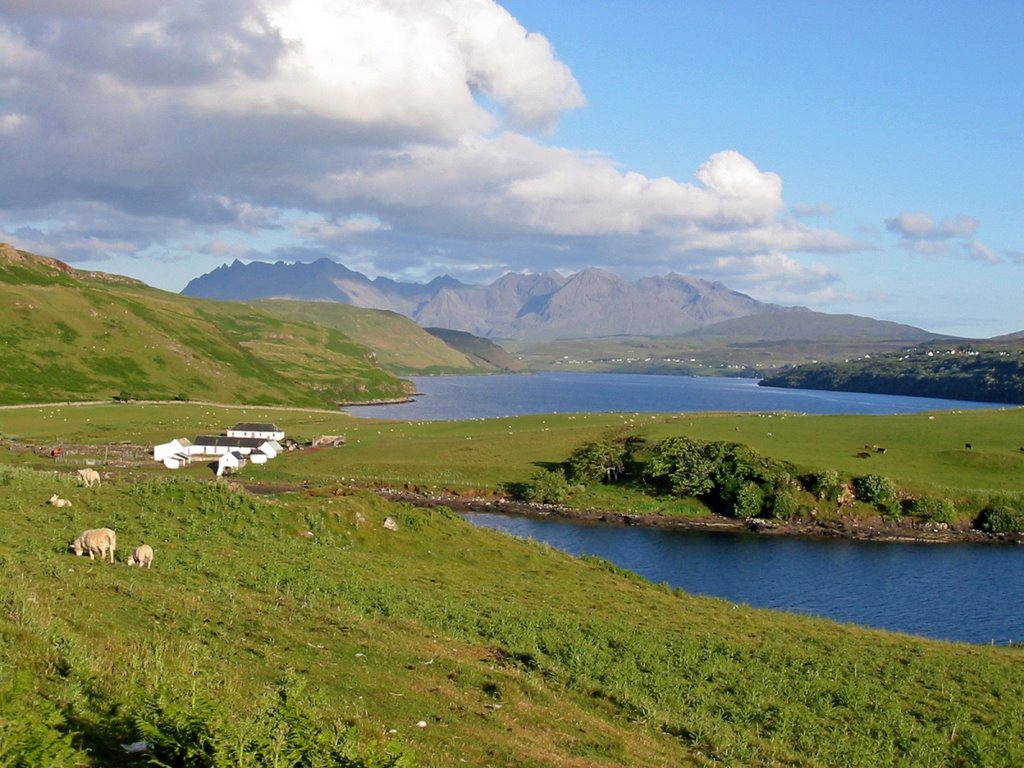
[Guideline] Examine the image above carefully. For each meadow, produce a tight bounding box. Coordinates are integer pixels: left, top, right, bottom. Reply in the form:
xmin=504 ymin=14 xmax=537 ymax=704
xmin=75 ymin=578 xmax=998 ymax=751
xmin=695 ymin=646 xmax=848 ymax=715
xmin=2 ymin=401 xmax=1024 ymax=765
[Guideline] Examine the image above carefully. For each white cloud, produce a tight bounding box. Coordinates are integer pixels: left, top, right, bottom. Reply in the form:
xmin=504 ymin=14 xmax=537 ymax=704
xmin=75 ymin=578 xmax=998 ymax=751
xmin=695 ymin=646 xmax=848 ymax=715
xmin=963 ymin=241 xmax=1001 ymax=264
xmin=0 ymin=0 xmax=859 ymax=293
xmin=886 ymin=210 xmax=994 ymax=264
xmin=702 ymin=252 xmax=842 ymax=305
xmin=886 ymin=211 xmax=979 ymax=241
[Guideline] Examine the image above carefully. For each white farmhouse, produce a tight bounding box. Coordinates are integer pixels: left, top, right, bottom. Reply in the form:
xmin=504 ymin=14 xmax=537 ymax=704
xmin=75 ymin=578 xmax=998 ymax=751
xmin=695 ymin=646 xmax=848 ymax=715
xmin=226 ymin=422 xmax=285 ymax=441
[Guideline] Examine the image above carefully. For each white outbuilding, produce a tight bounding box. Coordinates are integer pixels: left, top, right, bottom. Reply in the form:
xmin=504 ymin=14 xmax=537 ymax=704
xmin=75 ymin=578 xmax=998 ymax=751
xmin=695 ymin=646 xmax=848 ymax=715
xmin=154 ymin=438 xmax=192 ymax=462
xmin=162 ymin=452 xmax=191 ymax=470
xmin=216 ymin=451 xmax=246 ymax=477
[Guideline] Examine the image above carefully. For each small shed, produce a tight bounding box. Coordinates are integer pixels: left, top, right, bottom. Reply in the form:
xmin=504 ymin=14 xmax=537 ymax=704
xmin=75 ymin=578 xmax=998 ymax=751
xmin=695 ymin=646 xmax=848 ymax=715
xmin=162 ymin=452 xmax=191 ymax=470
xmin=249 ymin=449 xmax=268 ymax=465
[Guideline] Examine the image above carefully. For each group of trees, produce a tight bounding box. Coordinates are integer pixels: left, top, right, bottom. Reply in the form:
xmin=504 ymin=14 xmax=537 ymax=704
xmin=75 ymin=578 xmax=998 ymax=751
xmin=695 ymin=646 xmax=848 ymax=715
xmin=526 ymin=434 xmax=801 ymax=520
xmin=523 ymin=433 xmax=1024 ymax=532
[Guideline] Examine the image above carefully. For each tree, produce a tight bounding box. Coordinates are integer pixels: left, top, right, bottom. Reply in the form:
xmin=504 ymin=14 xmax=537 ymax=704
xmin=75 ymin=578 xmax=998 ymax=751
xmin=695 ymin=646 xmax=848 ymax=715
xmin=644 ymin=437 xmax=715 ymax=497
xmin=566 ymin=439 xmax=628 ymax=485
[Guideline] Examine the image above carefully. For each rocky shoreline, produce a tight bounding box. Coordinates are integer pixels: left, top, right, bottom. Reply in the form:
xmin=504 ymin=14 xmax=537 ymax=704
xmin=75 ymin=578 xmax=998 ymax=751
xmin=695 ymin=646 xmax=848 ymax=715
xmin=376 ymin=488 xmax=1024 ymax=546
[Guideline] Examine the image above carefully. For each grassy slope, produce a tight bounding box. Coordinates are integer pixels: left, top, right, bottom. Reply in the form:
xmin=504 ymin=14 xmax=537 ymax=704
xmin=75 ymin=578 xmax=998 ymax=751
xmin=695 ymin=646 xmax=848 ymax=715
xmin=3 ymin=460 xmax=1023 ymax=767
xmin=423 ymin=327 xmax=528 ymax=372
xmin=0 ymin=247 xmax=416 ymax=407
xmin=254 ymin=300 xmax=487 ymax=374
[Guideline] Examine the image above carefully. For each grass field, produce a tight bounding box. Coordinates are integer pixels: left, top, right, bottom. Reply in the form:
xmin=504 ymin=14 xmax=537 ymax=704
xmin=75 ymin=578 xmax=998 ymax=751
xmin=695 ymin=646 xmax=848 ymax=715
xmin=3 ymin=460 xmax=1024 ymax=766
xmin=4 ymin=402 xmax=1024 ymax=502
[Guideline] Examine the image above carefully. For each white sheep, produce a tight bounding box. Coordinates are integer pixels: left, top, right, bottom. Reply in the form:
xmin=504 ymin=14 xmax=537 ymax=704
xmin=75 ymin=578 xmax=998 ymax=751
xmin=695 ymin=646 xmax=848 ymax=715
xmin=70 ymin=527 xmax=116 ymax=563
xmin=77 ymin=468 xmax=101 ymax=488
xmin=47 ymin=493 xmax=72 ymax=508
xmin=126 ymin=544 xmax=154 ymax=569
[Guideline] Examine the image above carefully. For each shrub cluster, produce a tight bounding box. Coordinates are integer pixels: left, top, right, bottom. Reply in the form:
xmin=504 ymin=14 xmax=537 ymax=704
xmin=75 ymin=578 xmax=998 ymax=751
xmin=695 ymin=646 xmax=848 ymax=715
xmin=975 ymin=497 xmax=1024 ymax=533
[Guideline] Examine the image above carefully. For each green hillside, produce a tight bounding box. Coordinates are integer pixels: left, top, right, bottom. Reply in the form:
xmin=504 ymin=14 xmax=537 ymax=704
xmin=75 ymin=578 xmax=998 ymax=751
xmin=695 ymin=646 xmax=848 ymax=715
xmin=0 ymin=245 xmax=418 ymax=407
xmin=253 ymin=300 xmax=491 ymax=374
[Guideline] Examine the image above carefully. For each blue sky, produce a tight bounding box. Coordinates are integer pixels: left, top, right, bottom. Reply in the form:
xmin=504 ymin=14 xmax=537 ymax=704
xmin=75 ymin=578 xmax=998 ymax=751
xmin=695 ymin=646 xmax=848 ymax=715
xmin=1 ymin=1 xmax=1021 ymax=336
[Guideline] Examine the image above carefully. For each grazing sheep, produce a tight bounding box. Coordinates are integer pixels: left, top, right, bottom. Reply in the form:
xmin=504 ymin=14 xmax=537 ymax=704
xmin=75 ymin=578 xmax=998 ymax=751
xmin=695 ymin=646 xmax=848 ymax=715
xmin=70 ymin=527 xmax=116 ymax=563
xmin=126 ymin=544 xmax=154 ymax=569
xmin=47 ymin=493 xmax=72 ymax=508
xmin=77 ymin=468 xmax=101 ymax=488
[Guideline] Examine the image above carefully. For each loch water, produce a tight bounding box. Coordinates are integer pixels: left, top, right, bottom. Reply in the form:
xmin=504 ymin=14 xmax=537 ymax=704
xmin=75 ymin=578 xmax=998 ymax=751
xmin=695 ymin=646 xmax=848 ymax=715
xmin=347 ymin=373 xmax=1022 ymax=644
xmin=345 ymin=371 xmax=1010 ymax=420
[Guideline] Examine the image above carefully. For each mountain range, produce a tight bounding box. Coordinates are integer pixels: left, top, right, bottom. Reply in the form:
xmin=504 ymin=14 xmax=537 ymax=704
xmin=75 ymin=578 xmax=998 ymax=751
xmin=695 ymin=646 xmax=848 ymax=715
xmin=183 ymin=258 xmax=813 ymax=341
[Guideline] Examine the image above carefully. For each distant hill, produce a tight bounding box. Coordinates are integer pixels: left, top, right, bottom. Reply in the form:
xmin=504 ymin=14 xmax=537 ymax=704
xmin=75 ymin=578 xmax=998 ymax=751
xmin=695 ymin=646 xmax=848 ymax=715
xmin=684 ymin=311 xmax=945 ymax=342
xmin=423 ymin=328 xmax=527 ymax=372
xmin=0 ymin=244 xmax=487 ymax=406
xmin=759 ymin=341 xmax=1024 ymax=404
xmin=251 ymin=300 xmax=515 ymax=374
xmin=182 ymin=259 xmax=801 ymax=341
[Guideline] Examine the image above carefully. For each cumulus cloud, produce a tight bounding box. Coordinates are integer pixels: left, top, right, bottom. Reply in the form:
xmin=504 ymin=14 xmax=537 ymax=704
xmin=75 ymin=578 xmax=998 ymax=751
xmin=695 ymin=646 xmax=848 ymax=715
xmin=0 ymin=0 xmax=859 ymax=293
xmin=701 ymin=252 xmax=842 ymax=305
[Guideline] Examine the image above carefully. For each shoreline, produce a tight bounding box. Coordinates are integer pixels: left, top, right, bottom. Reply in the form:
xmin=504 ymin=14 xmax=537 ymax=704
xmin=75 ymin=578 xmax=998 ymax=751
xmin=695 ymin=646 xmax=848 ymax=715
xmin=375 ymin=488 xmax=1023 ymax=546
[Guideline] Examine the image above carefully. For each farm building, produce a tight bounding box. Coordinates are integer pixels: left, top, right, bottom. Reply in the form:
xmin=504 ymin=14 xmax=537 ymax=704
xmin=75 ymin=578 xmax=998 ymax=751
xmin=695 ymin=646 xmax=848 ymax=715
xmin=162 ymin=452 xmax=191 ymax=470
xmin=192 ymin=436 xmax=268 ymax=456
xmin=153 ymin=437 xmax=193 ymax=462
xmin=216 ymin=451 xmax=246 ymax=476
xmin=226 ymin=422 xmax=285 ymax=441
xmin=249 ymin=449 xmax=268 ymax=465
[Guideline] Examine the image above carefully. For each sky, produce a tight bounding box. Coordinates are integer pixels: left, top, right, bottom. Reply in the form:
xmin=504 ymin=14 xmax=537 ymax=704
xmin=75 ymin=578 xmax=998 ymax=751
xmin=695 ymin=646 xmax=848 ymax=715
xmin=1 ymin=0 xmax=1021 ymax=337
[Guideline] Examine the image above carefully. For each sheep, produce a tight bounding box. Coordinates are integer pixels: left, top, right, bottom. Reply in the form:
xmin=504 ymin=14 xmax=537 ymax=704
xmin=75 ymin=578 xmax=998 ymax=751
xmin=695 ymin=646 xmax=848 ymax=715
xmin=70 ymin=528 xmax=116 ymax=563
xmin=47 ymin=493 xmax=72 ymax=508
xmin=77 ymin=468 xmax=101 ymax=488
xmin=126 ymin=544 xmax=154 ymax=569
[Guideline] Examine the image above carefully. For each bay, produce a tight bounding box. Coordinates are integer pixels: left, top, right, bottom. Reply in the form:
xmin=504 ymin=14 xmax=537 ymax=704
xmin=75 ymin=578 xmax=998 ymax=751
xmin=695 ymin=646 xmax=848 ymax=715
xmin=466 ymin=512 xmax=1024 ymax=645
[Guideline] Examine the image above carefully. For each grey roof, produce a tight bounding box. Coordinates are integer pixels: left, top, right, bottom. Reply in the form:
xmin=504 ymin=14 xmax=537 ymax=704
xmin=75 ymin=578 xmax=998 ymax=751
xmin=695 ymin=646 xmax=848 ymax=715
xmin=194 ymin=436 xmax=265 ymax=448
xmin=230 ymin=422 xmax=281 ymax=432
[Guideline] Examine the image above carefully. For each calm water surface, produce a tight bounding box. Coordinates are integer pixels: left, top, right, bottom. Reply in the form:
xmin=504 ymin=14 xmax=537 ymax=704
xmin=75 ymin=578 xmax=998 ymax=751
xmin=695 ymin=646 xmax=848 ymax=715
xmin=346 ymin=372 xmax=1009 ymax=420
xmin=348 ymin=372 xmax=1020 ymax=644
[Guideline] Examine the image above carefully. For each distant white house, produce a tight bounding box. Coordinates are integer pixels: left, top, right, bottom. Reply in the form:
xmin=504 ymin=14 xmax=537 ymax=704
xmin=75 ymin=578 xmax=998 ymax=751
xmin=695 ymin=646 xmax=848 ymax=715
xmin=153 ymin=438 xmax=193 ymax=462
xmin=216 ymin=451 xmax=246 ymax=476
xmin=226 ymin=422 xmax=285 ymax=441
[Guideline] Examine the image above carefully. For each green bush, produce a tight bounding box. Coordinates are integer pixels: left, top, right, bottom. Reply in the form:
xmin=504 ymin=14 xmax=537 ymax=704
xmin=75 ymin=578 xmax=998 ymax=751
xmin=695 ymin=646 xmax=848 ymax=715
xmin=909 ymin=496 xmax=956 ymax=524
xmin=524 ymin=468 xmax=570 ymax=505
xmin=807 ymin=469 xmax=842 ymax=503
xmin=733 ymin=481 xmax=764 ymax=518
xmin=853 ymin=474 xmax=897 ymax=511
xmin=975 ymin=501 xmax=1024 ymax=534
